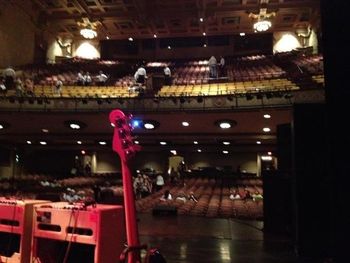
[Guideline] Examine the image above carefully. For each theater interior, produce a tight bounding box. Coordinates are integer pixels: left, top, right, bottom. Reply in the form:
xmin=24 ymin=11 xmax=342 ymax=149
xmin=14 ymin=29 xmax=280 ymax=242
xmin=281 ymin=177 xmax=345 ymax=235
xmin=0 ymin=0 xmax=348 ymax=263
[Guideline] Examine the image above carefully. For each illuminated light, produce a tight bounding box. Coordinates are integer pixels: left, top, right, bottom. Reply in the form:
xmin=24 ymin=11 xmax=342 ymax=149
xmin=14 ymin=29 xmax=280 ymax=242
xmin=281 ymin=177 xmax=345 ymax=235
xmin=170 ymin=150 xmax=177 ymax=155
xmin=268 ymin=151 xmax=272 ymax=155
xmin=144 ymin=123 xmax=155 ymax=130
xmin=182 ymin=121 xmax=189 ymax=127
xmin=274 ymin=33 xmax=301 ymax=53
xmin=261 ymin=155 xmax=273 ymax=161
xmin=153 ymin=34 xmax=157 ymax=38
xmin=193 ymin=141 xmax=198 ymax=144
xmin=223 ymin=141 xmax=230 ymax=145
xmin=253 ymin=20 xmax=272 ymax=32
xmin=39 ymin=141 xmax=47 ymax=145
xmin=263 ymin=127 xmax=271 ymax=132
xmin=203 ymin=44 xmax=207 ymax=47
xmin=132 ymin=120 xmax=140 ymax=128
xmin=42 ymin=128 xmax=49 ymax=133
xmin=106 ymin=36 xmax=110 ymax=39
xmin=199 ymin=18 xmax=204 ymax=22
xmin=223 ymin=150 xmax=229 ymax=154
xmin=99 ymin=141 xmax=107 ymax=145
xmin=70 ymin=123 xmax=81 ymax=130
xmin=75 ymin=42 xmax=100 ymax=59
xmin=80 ymin=28 xmax=97 ymax=39
xmin=202 ymin=32 xmax=206 ymax=36
xmin=256 ymin=141 xmax=262 ymax=144
xmin=167 ymin=46 xmax=171 ymax=50
xmin=160 ymin=141 xmax=167 ymax=145
xmin=128 ymin=37 xmax=133 ymax=41
xmin=197 ymin=149 xmax=202 ymax=152
xmin=77 ymin=141 xmax=82 ymax=145
xmin=220 ymin=122 xmax=231 ymax=129
xmin=81 ymin=150 xmax=86 ymax=155
xmin=111 ymin=122 xmax=115 ymax=127
xmin=263 ymin=114 xmax=271 ymax=119
xmin=134 ymin=140 xmax=140 ymax=144
xmin=26 ymin=140 xmax=32 ymax=144
xmin=240 ymin=32 xmax=245 ymax=36
xmin=0 ymin=125 xmax=3 ymax=129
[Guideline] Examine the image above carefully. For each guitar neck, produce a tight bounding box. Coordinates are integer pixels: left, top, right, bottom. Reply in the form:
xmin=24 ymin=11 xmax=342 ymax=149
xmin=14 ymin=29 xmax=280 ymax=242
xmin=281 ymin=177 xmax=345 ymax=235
xmin=121 ymin=160 xmax=141 ymax=263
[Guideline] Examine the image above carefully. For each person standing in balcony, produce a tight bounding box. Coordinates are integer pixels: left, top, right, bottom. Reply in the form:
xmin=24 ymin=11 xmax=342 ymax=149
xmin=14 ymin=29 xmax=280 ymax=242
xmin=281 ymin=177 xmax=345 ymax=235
xmin=96 ymin=70 xmax=108 ymax=86
xmin=208 ymin=55 xmax=217 ymax=78
xmin=164 ymin=66 xmax=172 ymax=85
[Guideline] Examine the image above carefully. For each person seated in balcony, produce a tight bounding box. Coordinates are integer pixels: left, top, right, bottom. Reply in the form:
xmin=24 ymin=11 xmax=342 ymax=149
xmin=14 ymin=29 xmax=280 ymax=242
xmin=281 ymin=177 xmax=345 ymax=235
xmin=188 ymin=191 xmax=198 ymax=203
xmin=96 ymin=70 xmax=108 ymax=86
xmin=251 ymin=191 xmax=263 ymax=202
xmin=54 ymin=79 xmax=63 ymax=96
xmin=229 ymin=189 xmax=242 ymax=200
xmin=24 ymin=78 xmax=34 ymax=96
xmin=76 ymin=71 xmax=85 ymax=86
xmin=160 ymin=190 xmax=173 ymax=201
xmin=84 ymin=72 xmax=92 ymax=86
xmin=0 ymin=77 xmax=7 ymax=94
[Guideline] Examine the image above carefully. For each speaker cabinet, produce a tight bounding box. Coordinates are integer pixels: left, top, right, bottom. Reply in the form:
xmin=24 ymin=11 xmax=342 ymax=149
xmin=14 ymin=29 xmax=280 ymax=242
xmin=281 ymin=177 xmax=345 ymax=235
xmin=32 ymin=202 xmax=125 ymax=263
xmin=0 ymin=198 xmax=49 ymax=263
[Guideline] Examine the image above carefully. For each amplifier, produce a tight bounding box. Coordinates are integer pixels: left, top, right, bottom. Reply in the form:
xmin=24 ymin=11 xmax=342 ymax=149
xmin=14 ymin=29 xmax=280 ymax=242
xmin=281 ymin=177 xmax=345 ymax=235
xmin=32 ymin=202 xmax=125 ymax=263
xmin=0 ymin=198 xmax=49 ymax=263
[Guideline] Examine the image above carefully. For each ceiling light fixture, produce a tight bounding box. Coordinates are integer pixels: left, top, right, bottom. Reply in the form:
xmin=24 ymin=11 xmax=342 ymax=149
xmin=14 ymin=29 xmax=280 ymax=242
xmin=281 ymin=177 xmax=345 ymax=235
xmin=160 ymin=141 xmax=167 ymax=145
xmin=80 ymin=28 xmax=97 ymax=39
xmin=142 ymin=120 xmax=160 ymax=130
xmin=215 ymin=120 xmax=237 ymax=129
xmin=253 ymin=19 xmax=272 ymax=32
xmin=223 ymin=141 xmax=230 ymax=145
xmin=263 ymin=114 xmax=271 ymax=119
xmin=249 ymin=1 xmax=275 ymax=32
xmin=182 ymin=121 xmax=189 ymax=127
xmin=26 ymin=140 xmax=32 ymax=144
xmin=263 ymin=127 xmax=271 ymax=132
xmin=194 ymin=141 xmax=198 ymax=144
xmin=65 ymin=120 xmax=87 ymax=130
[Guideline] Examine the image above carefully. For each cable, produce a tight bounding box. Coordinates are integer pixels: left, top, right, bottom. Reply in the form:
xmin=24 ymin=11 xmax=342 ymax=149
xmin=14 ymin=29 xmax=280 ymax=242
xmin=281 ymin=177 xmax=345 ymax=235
xmin=62 ymin=208 xmax=80 ymax=263
xmin=57 ymin=206 xmax=74 ymax=263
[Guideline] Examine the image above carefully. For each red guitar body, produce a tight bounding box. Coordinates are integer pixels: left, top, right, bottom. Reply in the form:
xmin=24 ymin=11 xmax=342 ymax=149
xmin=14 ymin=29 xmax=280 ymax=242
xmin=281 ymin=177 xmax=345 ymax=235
xmin=109 ymin=109 xmax=166 ymax=263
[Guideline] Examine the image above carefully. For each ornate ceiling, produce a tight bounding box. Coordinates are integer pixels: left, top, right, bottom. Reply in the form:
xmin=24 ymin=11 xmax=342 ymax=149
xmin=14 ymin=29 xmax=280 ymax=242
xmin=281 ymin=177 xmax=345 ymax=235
xmin=30 ymin=0 xmax=321 ymax=40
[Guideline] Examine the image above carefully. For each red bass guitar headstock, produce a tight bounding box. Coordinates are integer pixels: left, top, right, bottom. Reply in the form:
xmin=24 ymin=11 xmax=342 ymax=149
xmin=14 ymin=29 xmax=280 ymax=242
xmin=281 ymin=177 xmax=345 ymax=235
xmin=109 ymin=109 xmax=141 ymax=163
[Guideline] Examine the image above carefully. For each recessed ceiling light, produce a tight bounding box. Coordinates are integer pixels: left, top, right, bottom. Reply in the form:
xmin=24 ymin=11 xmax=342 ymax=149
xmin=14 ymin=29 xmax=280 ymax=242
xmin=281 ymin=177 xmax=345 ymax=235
xmin=202 ymin=32 xmax=206 ymax=36
xmin=81 ymin=150 xmax=86 ymax=155
xmin=0 ymin=122 xmax=10 ymax=130
xmin=70 ymin=123 xmax=80 ymax=129
xmin=203 ymin=44 xmax=207 ymax=47
xmin=215 ymin=120 xmax=237 ymax=129
xmin=167 ymin=46 xmax=171 ymax=49
xmin=42 ymin=128 xmax=49 ymax=133
xmin=110 ymin=122 xmax=115 ymax=127
xmin=263 ymin=127 xmax=271 ymax=132
xmin=106 ymin=36 xmax=110 ymax=39
xmin=268 ymin=151 xmax=272 ymax=155
xmin=65 ymin=120 xmax=86 ymax=130
xmin=199 ymin=18 xmax=204 ymax=22
xmin=223 ymin=141 xmax=230 ymax=145
xmin=197 ymin=149 xmax=202 ymax=152
xmin=263 ymin=114 xmax=271 ymax=119
xmin=256 ymin=141 xmax=262 ymax=144
xmin=182 ymin=121 xmax=189 ymax=127
xmin=39 ymin=141 xmax=47 ymax=145
xmin=77 ymin=141 xmax=82 ymax=145
xmin=261 ymin=156 xmax=273 ymax=161
xmin=142 ymin=120 xmax=159 ymax=130
xmin=26 ymin=140 xmax=32 ymax=144
xmin=170 ymin=150 xmax=177 ymax=155
xmin=160 ymin=141 xmax=167 ymax=145
xmin=193 ymin=141 xmax=198 ymax=144
xmin=0 ymin=124 xmax=3 ymax=130
xmin=128 ymin=37 xmax=133 ymax=41
xmin=240 ymin=32 xmax=245 ymax=36
xmin=144 ymin=123 xmax=155 ymax=129
xmin=223 ymin=150 xmax=229 ymax=154
xmin=134 ymin=140 xmax=140 ymax=144
xmin=153 ymin=34 xmax=157 ymax=38
xmin=99 ymin=141 xmax=107 ymax=145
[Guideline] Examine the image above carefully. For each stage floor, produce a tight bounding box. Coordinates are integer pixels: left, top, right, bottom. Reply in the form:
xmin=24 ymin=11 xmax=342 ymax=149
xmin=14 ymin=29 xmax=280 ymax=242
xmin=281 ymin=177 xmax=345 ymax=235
xmin=137 ymin=213 xmax=319 ymax=263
